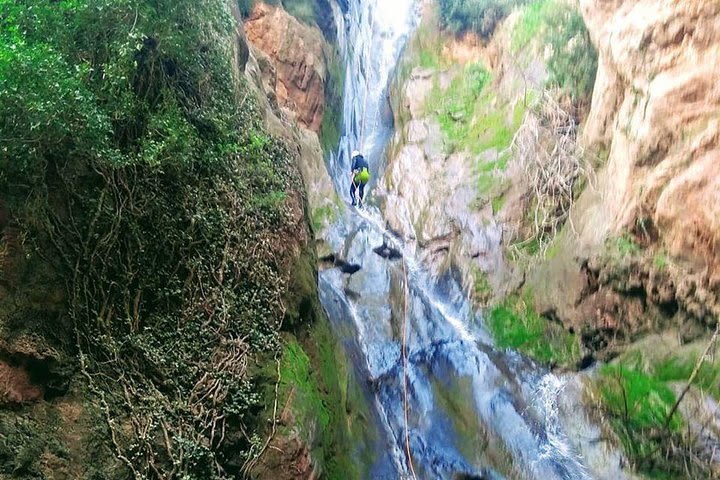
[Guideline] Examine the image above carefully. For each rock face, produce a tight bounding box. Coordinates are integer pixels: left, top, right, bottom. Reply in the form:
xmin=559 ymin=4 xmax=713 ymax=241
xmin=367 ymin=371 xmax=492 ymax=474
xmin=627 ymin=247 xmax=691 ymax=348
xmin=577 ymin=0 xmax=720 ymax=267
xmin=533 ymin=0 xmax=720 ymax=345
xmin=245 ymin=2 xmax=327 ymax=132
xmin=243 ymin=2 xmax=338 ymax=231
xmin=380 ymin=7 xmax=543 ymax=298
xmin=382 ymin=95 xmax=504 ymax=285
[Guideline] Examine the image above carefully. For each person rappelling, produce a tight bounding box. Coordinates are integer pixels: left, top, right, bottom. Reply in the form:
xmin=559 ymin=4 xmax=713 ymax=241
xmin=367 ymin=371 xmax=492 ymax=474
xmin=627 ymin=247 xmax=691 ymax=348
xmin=350 ymin=150 xmax=370 ymax=208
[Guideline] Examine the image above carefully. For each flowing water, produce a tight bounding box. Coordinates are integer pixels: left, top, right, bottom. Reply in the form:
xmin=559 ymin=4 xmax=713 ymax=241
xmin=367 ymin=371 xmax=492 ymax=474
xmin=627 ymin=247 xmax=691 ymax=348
xmin=319 ymin=1 xmax=630 ymax=479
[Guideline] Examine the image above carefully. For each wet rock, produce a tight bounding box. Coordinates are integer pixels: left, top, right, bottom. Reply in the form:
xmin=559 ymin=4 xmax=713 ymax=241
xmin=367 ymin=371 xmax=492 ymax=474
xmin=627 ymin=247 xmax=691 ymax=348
xmin=453 ymin=473 xmax=489 ymax=480
xmin=372 ymin=241 xmax=402 ymax=261
xmin=319 ymin=253 xmax=361 ymax=275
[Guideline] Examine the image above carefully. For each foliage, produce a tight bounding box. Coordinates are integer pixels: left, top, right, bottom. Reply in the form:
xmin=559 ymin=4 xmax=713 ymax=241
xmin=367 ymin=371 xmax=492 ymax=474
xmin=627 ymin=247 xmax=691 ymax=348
xmin=511 ymin=0 xmax=557 ymax=51
xmin=543 ymin=2 xmax=597 ymax=104
xmin=614 ymin=234 xmax=642 ymax=258
xmin=237 ymin=0 xmax=255 ymax=17
xmin=1 ymin=0 xmax=312 ymax=477
xmin=438 ymin=0 xmax=530 ymax=39
xmin=511 ymin=0 xmax=598 ymax=104
xmin=596 ymin=348 xmax=720 ymax=478
xmin=655 ymin=355 xmax=720 ymax=400
xmin=512 ymin=0 xmax=597 ymax=104
xmin=487 ymin=295 xmax=580 ymax=366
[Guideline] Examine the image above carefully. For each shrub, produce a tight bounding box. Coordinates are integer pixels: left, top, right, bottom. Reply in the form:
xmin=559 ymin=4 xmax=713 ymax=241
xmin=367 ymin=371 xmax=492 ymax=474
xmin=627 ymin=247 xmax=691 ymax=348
xmin=596 ymin=355 xmax=717 ymax=478
xmin=512 ymin=0 xmax=598 ymax=105
xmin=438 ymin=0 xmax=529 ymax=39
xmin=542 ymin=2 xmax=597 ymax=103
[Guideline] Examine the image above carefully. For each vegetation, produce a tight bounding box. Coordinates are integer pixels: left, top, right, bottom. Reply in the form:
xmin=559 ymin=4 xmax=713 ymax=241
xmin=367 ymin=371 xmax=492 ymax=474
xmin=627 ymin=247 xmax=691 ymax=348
xmin=424 ymin=62 xmax=526 ymax=202
xmin=596 ymin=348 xmax=720 ymax=478
xmin=279 ymin=341 xmax=331 ymax=440
xmin=487 ymin=295 xmax=580 ymax=367
xmin=311 ymin=202 xmax=340 ymax=232
xmin=513 ymin=0 xmax=598 ymax=104
xmin=614 ymin=234 xmax=643 ymax=258
xmin=653 ymin=251 xmax=670 ymax=270
xmin=250 ymin=0 xmax=322 ymax=27
xmin=320 ymin=47 xmax=345 ymax=155
xmin=473 ymin=270 xmax=493 ymax=304
xmin=544 ymin=3 xmax=597 ymax=104
xmin=0 ymin=0 xmax=324 ymax=477
xmin=438 ymin=0 xmax=530 ymax=39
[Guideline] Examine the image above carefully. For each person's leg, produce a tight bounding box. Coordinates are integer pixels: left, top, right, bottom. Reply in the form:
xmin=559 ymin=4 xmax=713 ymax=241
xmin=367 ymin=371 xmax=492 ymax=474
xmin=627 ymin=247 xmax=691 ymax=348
xmin=350 ymin=181 xmax=357 ymax=206
xmin=358 ymin=182 xmax=365 ymax=207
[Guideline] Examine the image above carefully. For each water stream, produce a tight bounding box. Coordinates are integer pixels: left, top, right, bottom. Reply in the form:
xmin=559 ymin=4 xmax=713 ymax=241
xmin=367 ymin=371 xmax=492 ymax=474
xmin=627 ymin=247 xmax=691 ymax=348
xmin=319 ymin=1 xmax=629 ymax=479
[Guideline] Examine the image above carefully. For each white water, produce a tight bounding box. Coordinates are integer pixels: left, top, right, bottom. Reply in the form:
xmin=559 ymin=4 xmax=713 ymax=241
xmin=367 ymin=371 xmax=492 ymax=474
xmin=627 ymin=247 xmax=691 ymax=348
xmin=318 ymin=1 xmax=632 ymax=479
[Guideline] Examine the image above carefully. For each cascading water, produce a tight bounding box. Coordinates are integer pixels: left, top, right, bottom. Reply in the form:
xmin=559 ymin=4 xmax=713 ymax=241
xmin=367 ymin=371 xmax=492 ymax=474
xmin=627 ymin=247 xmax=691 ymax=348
xmin=329 ymin=0 xmax=417 ymax=195
xmin=320 ymin=1 xmax=631 ymax=479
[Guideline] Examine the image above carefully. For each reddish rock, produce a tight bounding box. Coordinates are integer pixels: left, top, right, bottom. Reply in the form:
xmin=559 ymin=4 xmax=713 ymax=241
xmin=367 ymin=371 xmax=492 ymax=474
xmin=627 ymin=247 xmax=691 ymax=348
xmin=0 ymin=361 xmax=42 ymax=405
xmin=244 ymin=3 xmax=327 ymax=132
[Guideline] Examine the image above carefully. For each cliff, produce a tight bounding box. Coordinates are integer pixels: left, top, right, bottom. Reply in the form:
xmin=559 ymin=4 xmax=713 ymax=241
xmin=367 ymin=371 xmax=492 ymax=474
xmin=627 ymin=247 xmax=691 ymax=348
xmin=533 ymin=0 xmax=720 ymax=350
xmin=0 ymin=1 xmax=329 ymax=477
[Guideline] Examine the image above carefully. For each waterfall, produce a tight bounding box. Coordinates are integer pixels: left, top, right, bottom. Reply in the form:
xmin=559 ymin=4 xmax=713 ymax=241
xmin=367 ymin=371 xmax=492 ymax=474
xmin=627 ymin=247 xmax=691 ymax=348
xmin=319 ymin=1 xmax=628 ymax=478
xmin=329 ymin=0 xmax=418 ymax=195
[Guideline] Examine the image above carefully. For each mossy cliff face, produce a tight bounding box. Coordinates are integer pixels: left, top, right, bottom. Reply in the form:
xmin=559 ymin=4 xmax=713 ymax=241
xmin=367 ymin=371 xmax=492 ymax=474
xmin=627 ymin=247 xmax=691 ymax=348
xmin=381 ymin=3 xmax=521 ymax=300
xmin=243 ymin=1 xmax=341 ymax=238
xmin=0 ymin=1 xmax=334 ymax=478
xmin=240 ymin=2 xmax=357 ymax=478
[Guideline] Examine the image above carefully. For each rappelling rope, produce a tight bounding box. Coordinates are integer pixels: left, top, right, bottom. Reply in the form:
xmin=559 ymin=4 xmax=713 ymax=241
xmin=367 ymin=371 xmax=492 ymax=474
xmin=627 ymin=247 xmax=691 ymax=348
xmin=359 ymin=79 xmax=370 ymax=147
xmin=401 ymin=258 xmax=418 ymax=480
xmin=352 ymin=83 xmax=370 ymax=204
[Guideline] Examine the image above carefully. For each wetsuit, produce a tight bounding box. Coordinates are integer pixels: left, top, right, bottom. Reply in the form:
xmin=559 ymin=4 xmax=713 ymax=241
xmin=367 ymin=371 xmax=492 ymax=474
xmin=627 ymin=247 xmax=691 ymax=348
xmin=350 ymin=154 xmax=370 ymax=206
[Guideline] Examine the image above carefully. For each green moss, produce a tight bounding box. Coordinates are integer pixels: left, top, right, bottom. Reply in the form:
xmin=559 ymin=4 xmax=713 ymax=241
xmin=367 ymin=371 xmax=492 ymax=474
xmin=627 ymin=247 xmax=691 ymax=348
xmin=311 ymin=204 xmax=338 ymax=232
xmin=653 ymin=251 xmax=669 ymax=270
xmin=425 ymin=64 xmax=528 ymax=204
xmin=511 ymin=0 xmax=556 ymax=51
xmin=279 ymin=341 xmax=330 ymax=438
xmin=473 ymin=270 xmax=493 ymax=304
xmin=320 ymin=46 xmax=344 ymax=154
xmin=310 ymin=320 xmax=364 ymax=479
xmin=486 ymin=295 xmax=580 ymax=367
xmin=491 ymin=195 xmax=506 ymax=215
xmin=613 ymin=234 xmax=642 ymax=258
